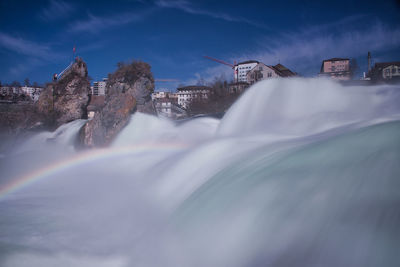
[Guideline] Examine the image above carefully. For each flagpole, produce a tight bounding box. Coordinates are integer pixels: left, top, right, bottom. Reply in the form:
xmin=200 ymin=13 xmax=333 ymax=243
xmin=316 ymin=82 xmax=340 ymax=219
xmin=73 ymin=44 xmax=76 ymax=62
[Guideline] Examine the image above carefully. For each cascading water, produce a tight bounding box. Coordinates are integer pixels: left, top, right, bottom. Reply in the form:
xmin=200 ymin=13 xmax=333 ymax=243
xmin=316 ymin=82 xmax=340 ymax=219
xmin=0 ymin=78 xmax=399 ymax=267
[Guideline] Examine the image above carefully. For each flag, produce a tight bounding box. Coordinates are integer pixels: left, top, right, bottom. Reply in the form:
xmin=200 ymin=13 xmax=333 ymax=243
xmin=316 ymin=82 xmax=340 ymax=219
xmin=73 ymin=45 xmax=76 ymax=53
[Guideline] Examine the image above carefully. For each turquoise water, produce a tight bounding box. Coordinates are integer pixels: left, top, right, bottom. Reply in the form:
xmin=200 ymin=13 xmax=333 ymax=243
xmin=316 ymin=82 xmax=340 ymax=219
xmin=174 ymin=121 xmax=400 ymax=267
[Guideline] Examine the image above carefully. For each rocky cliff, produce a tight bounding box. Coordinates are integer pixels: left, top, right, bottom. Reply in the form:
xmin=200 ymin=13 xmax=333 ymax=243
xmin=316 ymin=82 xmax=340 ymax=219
xmin=37 ymin=57 xmax=90 ymax=129
xmin=0 ymin=59 xmax=155 ymax=148
xmin=78 ymin=61 xmax=155 ymax=148
xmin=0 ymin=58 xmax=90 ymax=135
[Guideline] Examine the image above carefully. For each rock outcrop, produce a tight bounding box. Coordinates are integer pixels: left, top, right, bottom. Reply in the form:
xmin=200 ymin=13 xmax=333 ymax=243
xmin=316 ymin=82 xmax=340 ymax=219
xmin=37 ymin=57 xmax=90 ymax=129
xmin=78 ymin=61 xmax=155 ymax=148
xmin=0 ymin=59 xmax=155 ymax=148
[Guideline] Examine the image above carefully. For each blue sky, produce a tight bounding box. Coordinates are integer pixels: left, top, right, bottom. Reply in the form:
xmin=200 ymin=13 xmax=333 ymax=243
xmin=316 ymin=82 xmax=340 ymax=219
xmin=0 ymin=0 xmax=399 ymax=90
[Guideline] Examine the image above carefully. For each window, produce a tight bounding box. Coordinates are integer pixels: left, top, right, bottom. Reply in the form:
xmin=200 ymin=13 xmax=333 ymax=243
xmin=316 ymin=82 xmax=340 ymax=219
xmin=268 ymin=72 xmax=272 ymax=77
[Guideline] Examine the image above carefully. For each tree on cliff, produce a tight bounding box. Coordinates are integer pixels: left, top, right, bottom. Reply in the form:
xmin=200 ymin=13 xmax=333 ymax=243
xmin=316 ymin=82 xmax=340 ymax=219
xmin=107 ymin=60 xmax=154 ymax=90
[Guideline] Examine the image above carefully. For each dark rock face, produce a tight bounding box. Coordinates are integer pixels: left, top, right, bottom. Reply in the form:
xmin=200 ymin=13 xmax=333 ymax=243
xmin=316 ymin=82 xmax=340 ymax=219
xmin=133 ymin=77 xmax=155 ymax=113
xmin=37 ymin=58 xmax=90 ymax=129
xmin=0 ymin=103 xmax=42 ymax=135
xmin=79 ymin=94 xmax=136 ymax=147
xmin=78 ymin=61 xmax=155 ymax=148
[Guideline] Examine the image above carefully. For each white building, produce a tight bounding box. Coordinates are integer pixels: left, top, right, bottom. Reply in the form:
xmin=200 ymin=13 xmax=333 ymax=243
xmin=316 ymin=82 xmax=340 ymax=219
xmin=382 ymin=64 xmax=400 ymax=79
xmin=92 ymin=78 xmax=107 ymax=95
xmin=152 ymin=91 xmax=168 ymax=100
xmin=1 ymin=86 xmax=42 ymax=101
xmin=21 ymin=86 xmax=43 ymax=101
xmin=168 ymin=92 xmax=179 ymax=102
xmin=152 ymin=91 xmax=179 ymax=102
xmin=177 ymin=85 xmax=213 ymax=109
xmin=368 ymin=62 xmax=400 ymax=81
xmin=0 ymin=87 xmax=17 ymax=96
xmin=234 ymin=60 xmax=259 ymax=83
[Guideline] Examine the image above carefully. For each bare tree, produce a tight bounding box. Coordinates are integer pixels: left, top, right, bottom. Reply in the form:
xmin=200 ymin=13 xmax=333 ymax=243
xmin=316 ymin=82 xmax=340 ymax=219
xmin=24 ymin=78 xmax=30 ymax=87
xmin=11 ymin=81 xmax=21 ymax=87
xmin=186 ymin=77 xmax=238 ymax=117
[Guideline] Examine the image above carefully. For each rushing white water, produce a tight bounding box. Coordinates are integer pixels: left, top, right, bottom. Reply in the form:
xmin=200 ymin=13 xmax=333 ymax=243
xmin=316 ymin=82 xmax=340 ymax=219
xmin=0 ymin=78 xmax=400 ymax=267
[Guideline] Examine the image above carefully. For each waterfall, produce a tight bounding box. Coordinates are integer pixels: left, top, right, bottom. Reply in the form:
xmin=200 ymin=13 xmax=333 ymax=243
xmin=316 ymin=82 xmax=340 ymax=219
xmin=0 ymin=78 xmax=399 ymax=267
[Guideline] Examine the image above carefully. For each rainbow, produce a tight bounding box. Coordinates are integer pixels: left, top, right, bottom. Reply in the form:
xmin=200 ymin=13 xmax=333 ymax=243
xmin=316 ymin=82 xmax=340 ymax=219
xmin=0 ymin=143 xmax=187 ymax=201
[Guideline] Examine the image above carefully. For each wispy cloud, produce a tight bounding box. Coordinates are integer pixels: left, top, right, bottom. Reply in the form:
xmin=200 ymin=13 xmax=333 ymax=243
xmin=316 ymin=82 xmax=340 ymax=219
xmin=177 ymin=64 xmax=233 ymax=87
xmin=69 ymin=9 xmax=154 ymax=34
xmin=253 ymin=21 xmax=400 ymax=75
xmin=0 ymin=32 xmax=54 ymax=59
xmin=77 ymin=41 xmax=109 ymax=53
xmin=39 ymin=0 xmax=75 ymax=21
xmin=193 ymin=18 xmax=400 ymax=82
xmin=0 ymin=32 xmax=64 ymax=79
xmin=155 ymin=0 xmax=269 ymax=30
xmin=8 ymin=58 xmax=44 ymax=77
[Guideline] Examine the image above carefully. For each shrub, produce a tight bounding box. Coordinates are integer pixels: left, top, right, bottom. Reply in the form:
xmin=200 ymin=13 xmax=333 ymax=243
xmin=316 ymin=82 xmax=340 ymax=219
xmin=107 ymin=60 xmax=154 ymax=87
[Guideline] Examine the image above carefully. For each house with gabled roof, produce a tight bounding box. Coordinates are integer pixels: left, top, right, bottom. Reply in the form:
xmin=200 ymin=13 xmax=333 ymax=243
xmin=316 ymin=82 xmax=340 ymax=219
xmin=367 ymin=61 xmax=400 ymax=82
xmin=246 ymin=62 xmax=297 ymax=85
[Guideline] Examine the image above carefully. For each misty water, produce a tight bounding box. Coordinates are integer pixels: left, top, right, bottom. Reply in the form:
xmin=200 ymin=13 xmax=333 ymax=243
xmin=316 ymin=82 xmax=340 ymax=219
xmin=0 ymin=78 xmax=400 ymax=267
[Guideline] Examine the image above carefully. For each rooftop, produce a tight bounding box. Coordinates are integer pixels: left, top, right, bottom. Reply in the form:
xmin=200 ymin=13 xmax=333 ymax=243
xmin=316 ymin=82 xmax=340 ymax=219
xmin=155 ymin=97 xmax=178 ymax=103
xmin=177 ymin=85 xmax=212 ymax=91
xmin=373 ymin=61 xmax=400 ymax=69
xmin=270 ymin=63 xmax=297 ymax=77
xmin=235 ymin=60 xmax=259 ymax=66
xmin=322 ymin=58 xmax=350 ymax=62
xmin=320 ymin=58 xmax=350 ymax=73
